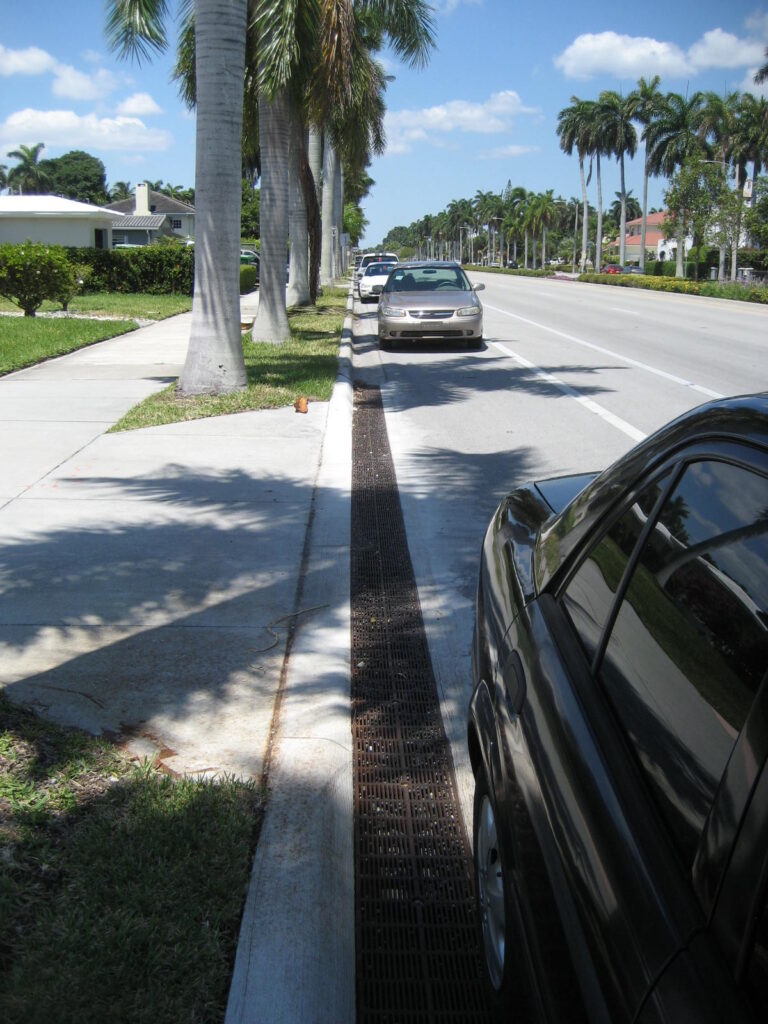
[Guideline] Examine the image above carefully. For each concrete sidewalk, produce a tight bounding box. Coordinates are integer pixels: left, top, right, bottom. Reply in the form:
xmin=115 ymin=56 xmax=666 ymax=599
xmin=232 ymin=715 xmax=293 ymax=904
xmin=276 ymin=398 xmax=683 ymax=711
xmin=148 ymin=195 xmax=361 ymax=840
xmin=0 ymin=291 xmax=356 ymax=1019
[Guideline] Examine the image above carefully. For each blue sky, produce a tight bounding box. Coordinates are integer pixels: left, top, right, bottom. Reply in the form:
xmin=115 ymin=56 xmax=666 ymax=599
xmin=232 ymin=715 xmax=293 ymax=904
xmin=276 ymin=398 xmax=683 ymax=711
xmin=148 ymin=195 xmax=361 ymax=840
xmin=1 ymin=1 xmax=767 ymax=245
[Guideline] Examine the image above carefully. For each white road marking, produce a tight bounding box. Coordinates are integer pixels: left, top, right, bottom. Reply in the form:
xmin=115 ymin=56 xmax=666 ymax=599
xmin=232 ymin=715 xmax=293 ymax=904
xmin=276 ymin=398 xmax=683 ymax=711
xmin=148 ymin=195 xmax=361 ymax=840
xmin=609 ymin=306 xmax=641 ymax=315
xmin=491 ymin=341 xmax=647 ymax=443
xmin=484 ymin=302 xmax=724 ymax=399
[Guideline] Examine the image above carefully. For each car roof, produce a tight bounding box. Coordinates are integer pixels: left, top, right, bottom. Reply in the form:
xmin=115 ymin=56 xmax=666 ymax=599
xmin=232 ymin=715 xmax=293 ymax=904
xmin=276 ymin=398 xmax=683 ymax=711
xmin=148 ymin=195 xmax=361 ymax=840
xmin=536 ymin=392 xmax=768 ymax=591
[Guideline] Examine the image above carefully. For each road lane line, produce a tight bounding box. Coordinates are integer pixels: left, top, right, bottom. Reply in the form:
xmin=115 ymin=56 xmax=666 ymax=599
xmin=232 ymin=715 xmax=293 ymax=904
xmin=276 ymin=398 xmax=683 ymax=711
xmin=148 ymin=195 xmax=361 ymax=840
xmin=484 ymin=302 xmax=724 ymax=399
xmin=491 ymin=341 xmax=647 ymax=443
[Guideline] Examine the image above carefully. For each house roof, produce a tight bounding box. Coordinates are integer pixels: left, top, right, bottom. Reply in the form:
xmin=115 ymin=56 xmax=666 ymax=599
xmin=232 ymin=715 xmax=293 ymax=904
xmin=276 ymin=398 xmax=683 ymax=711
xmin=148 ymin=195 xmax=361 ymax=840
xmin=105 ymin=190 xmax=195 ymax=215
xmin=0 ymin=195 xmax=121 ymax=219
xmin=625 ymin=211 xmax=667 ymax=228
xmin=112 ymin=215 xmax=168 ymax=229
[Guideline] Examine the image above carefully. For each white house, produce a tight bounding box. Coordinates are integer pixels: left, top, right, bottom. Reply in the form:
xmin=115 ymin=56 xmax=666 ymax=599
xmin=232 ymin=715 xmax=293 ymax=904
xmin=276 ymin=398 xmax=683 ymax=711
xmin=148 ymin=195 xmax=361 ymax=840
xmin=105 ymin=183 xmax=195 ymax=245
xmin=0 ymin=195 xmax=120 ymax=248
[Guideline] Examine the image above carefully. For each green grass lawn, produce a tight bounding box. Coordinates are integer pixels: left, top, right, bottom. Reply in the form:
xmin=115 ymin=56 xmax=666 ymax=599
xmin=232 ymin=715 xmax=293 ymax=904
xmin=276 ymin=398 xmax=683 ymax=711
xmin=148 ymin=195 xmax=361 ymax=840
xmin=0 ymin=693 xmax=262 ymax=1024
xmin=112 ymin=289 xmax=347 ymax=431
xmin=0 ymin=316 xmax=138 ymax=375
xmin=0 ymin=292 xmax=193 ymax=320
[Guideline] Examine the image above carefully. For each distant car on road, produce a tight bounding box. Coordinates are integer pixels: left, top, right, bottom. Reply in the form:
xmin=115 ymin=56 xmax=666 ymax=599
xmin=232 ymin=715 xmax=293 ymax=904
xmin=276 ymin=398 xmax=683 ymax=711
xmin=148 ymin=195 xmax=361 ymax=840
xmin=358 ymin=260 xmax=397 ymax=302
xmin=377 ymin=260 xmax=484 ymax=350
xmin=356 ymin=251 xmax=399 ymax=283
xmin=601 ymin=264 xmax=623 ymax=274
xmin=468 ymin=392 xmax=768 ymax=1022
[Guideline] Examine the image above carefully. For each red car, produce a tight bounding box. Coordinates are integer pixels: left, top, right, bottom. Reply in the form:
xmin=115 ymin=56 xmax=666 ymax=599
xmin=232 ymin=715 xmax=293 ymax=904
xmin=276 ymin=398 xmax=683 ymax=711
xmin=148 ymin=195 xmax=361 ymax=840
xmin=601 ymin=264 xmax=623 ymax=274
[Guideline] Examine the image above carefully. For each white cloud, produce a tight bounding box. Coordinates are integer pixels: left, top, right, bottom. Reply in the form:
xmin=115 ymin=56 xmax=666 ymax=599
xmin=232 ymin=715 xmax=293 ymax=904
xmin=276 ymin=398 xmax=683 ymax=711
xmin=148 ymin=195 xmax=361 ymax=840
xmin=688 ymin=29 xmax=765 ymax=70
xmin=482 ymin=144 xmax=540 ymax=159
xmin=52 ymin=65 xmax=117 ymax=100
xmin=555 ymin=22 xmax=768 ymax=80
xmin=741 ymin=67 xmax=768 ymax=97
xmin=0 ymin=108 xmax=172 ymax=153
xmin=745 ymin=10 xmax=768 ymax=37
xmin=0 ymin=43 xmax=117 ymax=100
xmin=0 ymin=44 xmax=57 ymax=76
xmin=554 ymin=32 xmax=691 ymax=79
xmin=435 ymin=0 xmax=483 ymax=12
xmin=385 ymin=90 xmax=538 ymax=154
xmin=82 ymin=49 xmax=103 ymax=65
xmin=116 ymin=92 xmax=163 ymax=116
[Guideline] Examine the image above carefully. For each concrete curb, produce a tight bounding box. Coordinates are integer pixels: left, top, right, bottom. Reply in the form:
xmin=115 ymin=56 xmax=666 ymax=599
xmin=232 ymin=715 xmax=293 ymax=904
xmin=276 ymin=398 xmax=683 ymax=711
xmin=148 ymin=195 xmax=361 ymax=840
xmin=225 ymin=292 xmax=355 ymax=1024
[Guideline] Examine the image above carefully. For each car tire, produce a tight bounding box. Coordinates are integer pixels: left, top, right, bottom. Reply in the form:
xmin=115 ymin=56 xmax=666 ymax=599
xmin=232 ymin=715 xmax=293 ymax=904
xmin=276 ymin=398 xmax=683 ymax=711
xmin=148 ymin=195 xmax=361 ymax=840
xmin=379 ymin=337 xmax=391 ymax=351
xmin=473 ymin=769 xmax=538 ymax=1023
xmin=468 ymin=336 xmax=484 ymax=350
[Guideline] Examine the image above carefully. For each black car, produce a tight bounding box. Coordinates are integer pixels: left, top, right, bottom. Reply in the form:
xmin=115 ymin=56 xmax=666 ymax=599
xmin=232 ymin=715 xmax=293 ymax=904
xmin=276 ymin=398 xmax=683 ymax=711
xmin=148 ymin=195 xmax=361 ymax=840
xmin=467 ymin=394 xmax=768 ymax=1022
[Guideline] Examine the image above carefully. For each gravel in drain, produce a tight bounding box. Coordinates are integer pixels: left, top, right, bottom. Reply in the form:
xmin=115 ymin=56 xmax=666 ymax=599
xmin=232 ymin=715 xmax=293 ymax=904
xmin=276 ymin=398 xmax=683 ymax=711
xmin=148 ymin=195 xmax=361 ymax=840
xmin=351 ymin=383 xmax=488 ymax=1022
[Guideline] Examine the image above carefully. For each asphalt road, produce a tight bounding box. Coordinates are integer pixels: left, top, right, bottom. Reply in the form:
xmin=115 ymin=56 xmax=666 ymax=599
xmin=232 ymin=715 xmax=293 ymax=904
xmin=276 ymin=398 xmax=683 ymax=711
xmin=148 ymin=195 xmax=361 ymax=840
xmin=351 ymin=272 xmax=768 ymax=832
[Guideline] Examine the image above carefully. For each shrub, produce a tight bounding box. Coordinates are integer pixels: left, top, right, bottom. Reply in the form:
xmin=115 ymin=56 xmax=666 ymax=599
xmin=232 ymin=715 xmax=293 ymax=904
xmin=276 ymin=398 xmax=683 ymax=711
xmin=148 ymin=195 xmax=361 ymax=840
xmin=240 ymin=265 xmax=258 ymax=294
xmin=56 ymin=263 xmax=92 ymax=311
xmin=65 ymin=244 xmax=195 ymax=294
xmin=578 ymin=272 xmax=768 ymax=303
xmin=0 ymin=241 xmax=77 ymax=316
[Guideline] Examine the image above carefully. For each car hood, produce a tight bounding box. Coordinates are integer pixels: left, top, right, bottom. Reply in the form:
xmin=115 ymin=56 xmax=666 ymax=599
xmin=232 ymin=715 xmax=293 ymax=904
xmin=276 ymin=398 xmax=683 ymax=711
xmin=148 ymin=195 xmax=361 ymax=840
xmin=381 ymin=290 xmax=478 ymax=310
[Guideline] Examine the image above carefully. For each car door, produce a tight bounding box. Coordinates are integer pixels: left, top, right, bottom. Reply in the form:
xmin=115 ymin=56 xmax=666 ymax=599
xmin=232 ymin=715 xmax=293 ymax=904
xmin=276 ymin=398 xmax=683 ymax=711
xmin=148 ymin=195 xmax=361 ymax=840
xmin=499 ymin=441 xmax=768 ymax=1022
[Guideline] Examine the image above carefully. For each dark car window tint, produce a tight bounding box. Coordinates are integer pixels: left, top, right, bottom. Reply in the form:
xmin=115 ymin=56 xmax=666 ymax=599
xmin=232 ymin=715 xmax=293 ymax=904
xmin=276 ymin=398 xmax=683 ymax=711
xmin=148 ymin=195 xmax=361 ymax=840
xmin=745 ymin=892 xmax=768 ymax=1010
xmin=562 ymin=474 xmax=670 ymax=663
xmin=600 ymin=460 xmax=768 ymax=866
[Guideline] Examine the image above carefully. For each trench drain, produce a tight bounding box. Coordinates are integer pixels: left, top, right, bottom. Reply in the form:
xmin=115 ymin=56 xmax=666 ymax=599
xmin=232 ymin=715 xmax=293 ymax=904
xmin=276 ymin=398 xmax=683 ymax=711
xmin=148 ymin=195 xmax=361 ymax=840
xmin=351 ymin=383 xmax=488 ymax=1022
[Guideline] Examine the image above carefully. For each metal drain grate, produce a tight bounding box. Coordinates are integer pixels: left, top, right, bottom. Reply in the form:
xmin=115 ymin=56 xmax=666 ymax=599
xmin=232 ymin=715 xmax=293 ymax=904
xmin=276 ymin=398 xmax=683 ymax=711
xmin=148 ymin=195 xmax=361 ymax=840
xmin=351 ymin=384 xmax=488 ymax=1022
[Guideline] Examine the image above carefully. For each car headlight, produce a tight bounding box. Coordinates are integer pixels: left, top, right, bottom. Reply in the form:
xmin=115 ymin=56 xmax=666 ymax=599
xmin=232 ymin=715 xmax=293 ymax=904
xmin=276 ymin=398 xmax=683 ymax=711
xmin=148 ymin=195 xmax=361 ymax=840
xmin=380 ymin=303 xmax=406 ymax=317
xmin=456 ymin=305 xmax=480 ymax=317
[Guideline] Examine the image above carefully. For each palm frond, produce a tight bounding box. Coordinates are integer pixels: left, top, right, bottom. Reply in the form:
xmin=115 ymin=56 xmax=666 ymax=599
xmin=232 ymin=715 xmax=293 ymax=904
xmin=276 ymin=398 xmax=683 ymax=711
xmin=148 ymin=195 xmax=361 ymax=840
xmin=105 ymin=0 xmax=170 ymax=63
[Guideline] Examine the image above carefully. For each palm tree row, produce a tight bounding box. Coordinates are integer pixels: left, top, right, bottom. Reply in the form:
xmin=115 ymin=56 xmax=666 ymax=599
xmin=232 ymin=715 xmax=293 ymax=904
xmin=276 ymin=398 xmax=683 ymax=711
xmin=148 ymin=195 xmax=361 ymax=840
xmin=558 ymin=81 xmax=768 ymax=278
xmin=384 ymin=186 xmax=575 ymax=271
xmin=104 ymin=0 xmax=435 ymax=395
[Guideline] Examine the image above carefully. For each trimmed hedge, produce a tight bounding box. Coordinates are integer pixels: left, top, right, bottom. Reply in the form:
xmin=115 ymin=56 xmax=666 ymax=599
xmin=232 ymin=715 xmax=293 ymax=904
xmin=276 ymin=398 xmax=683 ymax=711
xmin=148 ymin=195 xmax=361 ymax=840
xmin=465 ymin=264 xmax=555 ymax=278
xmin=64 ymin=245 xmax=194 ymax=295
xmin=239 ymin=265 xmax=258 ymax=294
xmin=579 ymin=272 xmax=768 ymax=303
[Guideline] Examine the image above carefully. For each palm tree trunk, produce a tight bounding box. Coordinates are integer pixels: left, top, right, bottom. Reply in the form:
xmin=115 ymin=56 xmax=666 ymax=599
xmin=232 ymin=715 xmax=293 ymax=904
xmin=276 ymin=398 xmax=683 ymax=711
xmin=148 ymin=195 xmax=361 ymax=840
xmin=524 ymin=229 xmax=528 ymax=269
xmin=542 ymin=226 xmax=547 ymax=266
xmin=308 ymin=126 xmax=323 ymax=209
xmin=299 ymin=133 xmax=321 ymax=304
xmin=579 ymin=157 xmax=588 ymax=272
xmin=640 ymin=151 xmax=649 ymax=273
xmin=619 ymin=153 xmax=627 ymax=267
xmin=320 ymin=136 xmax=337 ymax=287
xmin=334 ymin=161 xmax=344 ymax=275
xmin=676 ymin=220 xmax=685 ymax=279
xmin=179 ymin=0 xmax=248 ymax=394
xmin=595 ymin=151 xmax=603 ymax=272
xmin=572 ymin=203 xmax=579 ymax=273
xmin=251 ymin=88 xmax=291 ymax=343
xmin=287 ymin=117 xmax=310 ymax=307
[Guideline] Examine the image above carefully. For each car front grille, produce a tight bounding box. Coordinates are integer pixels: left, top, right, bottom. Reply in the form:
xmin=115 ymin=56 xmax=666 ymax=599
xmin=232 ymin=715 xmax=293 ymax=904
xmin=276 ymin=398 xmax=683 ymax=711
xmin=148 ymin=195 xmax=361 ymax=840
xmin=400 ymin=329 xmax=464 ymax=338
xmin=409 ymin=309 xmax=454 ymax=319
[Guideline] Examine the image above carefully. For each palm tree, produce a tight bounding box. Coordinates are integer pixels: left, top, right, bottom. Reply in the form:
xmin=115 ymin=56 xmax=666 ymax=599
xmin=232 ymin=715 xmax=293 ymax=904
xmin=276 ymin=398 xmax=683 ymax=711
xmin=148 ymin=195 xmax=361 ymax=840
xmin=645 ymin=91 xmax=706 ymax=277
xmin=535 ymin=190 xmax=558 ymax=266
xmin=599 ymin=90 xmax=637 ymax=267
xmin=557 ymin=98 xmax=592 ymax=272
xmin=699 ymin=91 xmax=739 ymax=279
xmin=109 ymin=180 xmax=133 ymax=201
xmin=107 ymin=0 xmax=248 ymax=394
xmin=755 ymin=47 xmax=768 ymax=84
xmin=6 ymin=142 xmax=50 ymax=194
xmin=0 ymin=164 xmax=7 ymax=193
xmin=627 ymin=75 xmax=663 ymax=272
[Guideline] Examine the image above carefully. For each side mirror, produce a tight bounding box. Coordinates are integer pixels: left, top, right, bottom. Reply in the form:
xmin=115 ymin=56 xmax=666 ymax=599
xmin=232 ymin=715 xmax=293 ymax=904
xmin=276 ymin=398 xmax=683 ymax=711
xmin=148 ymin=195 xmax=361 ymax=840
xmin=473 ymin=282 xmax=485 ymax=292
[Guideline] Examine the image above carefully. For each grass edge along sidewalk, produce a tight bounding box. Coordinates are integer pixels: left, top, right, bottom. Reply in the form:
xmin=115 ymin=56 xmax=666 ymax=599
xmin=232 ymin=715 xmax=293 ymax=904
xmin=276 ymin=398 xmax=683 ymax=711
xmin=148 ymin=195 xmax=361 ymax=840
xmin=0 ymin=692 xmax=263 ymax=1024
xmin=112 ymin=289 xmax=348 ymax=432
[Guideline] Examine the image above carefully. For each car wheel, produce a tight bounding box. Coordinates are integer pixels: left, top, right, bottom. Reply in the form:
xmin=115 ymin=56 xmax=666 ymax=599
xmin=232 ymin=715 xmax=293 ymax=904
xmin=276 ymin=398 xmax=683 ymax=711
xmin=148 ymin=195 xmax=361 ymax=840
xmin=379 ymin=336 xmax=391 ymax=350
xmin=468 ymin=336 xmax=484 ymax=350
xmin=474 ymin=770 xmax=537 ymax=1022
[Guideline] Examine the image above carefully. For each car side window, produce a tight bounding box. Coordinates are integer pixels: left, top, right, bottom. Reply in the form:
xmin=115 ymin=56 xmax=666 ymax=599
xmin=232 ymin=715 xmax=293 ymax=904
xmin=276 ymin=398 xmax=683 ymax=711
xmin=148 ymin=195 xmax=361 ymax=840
xmin=561 ymin=472 xmax=671 ymax=664
xmin=599 ymin=460 xmax=768 ymax=867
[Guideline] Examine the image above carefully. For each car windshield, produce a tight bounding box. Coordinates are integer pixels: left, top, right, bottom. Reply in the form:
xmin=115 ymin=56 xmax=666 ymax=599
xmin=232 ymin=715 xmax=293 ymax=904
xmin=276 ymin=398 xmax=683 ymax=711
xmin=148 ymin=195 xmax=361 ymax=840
xmin=384 ymin=266 xmax=471 ymax=293
xmin=366 ymin=263 xmax=396 ymax=277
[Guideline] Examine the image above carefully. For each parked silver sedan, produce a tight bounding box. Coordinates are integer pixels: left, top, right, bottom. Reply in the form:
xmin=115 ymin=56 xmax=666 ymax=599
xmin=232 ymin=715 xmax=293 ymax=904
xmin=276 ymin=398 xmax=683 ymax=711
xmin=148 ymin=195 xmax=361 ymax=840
xmin=377 ymin=262 xmax=485 ymax=350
